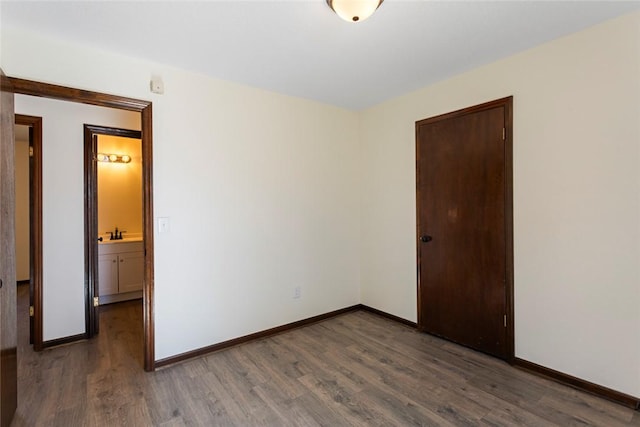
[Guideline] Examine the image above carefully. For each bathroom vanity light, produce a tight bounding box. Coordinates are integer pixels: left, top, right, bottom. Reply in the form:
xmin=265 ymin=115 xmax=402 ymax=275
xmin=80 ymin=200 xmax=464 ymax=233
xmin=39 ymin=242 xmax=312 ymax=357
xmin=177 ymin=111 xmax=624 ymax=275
xmin=326 ymin=0 xmax=384 ymax=22
xmin=97 ymin=153 xmax=131 ymax=163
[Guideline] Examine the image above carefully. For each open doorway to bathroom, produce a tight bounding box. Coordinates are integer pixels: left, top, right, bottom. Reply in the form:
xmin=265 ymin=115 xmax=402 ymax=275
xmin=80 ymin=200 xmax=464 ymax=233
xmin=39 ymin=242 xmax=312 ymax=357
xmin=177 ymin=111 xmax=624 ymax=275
xmin=84 ymin=125 xmax=142 ymax=339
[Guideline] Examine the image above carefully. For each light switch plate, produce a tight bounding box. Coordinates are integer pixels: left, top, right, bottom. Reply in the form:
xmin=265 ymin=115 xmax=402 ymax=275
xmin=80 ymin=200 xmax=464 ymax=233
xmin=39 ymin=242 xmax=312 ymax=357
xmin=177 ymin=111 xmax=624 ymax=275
xmin=158 ymin=217 xmax=170 ymax=233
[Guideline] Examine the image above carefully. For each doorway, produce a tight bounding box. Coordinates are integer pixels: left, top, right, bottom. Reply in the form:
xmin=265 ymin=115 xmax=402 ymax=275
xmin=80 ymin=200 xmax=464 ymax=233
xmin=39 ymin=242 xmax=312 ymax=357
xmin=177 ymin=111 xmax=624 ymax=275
xmin=84 ymin=125 xmax=143 ymax=337
xmin=415 ymin=97 xmax=514 ymax=360
xmin=14 ymin=115 xmax=43 ymax=351
xmin=8 ymin=76 xmax=156 ymax=371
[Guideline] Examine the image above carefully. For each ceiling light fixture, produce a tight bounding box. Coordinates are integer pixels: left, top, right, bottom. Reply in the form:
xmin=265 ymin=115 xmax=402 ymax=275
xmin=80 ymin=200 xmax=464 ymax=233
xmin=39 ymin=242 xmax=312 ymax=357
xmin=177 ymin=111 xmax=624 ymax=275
xmin=326 ymin=0 xmax=384 ymax=23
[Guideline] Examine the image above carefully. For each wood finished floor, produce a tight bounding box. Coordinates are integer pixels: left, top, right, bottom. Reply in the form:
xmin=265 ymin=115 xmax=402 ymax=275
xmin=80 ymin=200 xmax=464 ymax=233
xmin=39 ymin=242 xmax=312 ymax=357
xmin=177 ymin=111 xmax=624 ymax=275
xmin=12 ymin=285 xmax=640 ymax=426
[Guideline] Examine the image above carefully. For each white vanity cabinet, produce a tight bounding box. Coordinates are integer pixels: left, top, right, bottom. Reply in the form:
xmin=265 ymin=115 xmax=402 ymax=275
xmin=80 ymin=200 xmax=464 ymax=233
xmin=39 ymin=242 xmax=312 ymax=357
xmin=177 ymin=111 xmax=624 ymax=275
xmin=98 ymin=241 xmax=143 ymax=304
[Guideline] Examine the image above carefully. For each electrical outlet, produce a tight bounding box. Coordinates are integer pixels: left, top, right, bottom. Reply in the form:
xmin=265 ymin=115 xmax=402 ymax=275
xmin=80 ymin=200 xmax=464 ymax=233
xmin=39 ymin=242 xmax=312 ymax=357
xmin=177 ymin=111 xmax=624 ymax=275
xmin=293 ymin=286 xmax=301 ymax=300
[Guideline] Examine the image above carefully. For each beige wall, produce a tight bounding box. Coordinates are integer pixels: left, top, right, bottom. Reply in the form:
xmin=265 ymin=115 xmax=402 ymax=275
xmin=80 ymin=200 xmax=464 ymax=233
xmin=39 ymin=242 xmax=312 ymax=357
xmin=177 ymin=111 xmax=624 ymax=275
xmin=97 ymin=135 xmax=143 ymax=239
xmin=2 ymin=26 xmax=361 ymax=356
xmin=15 ymin=130 xmax=29 ymax=281
xmin=360 ymin=11 xmax=640 ymax=397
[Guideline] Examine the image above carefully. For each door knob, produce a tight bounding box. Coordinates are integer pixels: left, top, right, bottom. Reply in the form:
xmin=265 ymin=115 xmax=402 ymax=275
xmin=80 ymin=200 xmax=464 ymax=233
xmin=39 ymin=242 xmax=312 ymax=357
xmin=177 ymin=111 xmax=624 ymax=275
xmin=420 ymin=235 xmax=432 ymax=243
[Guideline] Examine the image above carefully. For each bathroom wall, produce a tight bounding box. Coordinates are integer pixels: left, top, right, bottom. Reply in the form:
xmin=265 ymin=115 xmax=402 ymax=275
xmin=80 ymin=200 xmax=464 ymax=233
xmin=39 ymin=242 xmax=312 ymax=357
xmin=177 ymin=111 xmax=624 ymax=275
xmin=97 ymin=135 xmax=143 ymax=239
xmin=15 ymin=126 xmax=30 ymax=282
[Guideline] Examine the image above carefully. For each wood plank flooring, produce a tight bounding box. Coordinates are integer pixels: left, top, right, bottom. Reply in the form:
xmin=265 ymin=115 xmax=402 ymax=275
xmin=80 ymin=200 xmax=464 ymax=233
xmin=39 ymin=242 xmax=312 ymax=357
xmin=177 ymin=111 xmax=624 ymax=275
xmin=11 ymin=285 xmax=640 ymax=426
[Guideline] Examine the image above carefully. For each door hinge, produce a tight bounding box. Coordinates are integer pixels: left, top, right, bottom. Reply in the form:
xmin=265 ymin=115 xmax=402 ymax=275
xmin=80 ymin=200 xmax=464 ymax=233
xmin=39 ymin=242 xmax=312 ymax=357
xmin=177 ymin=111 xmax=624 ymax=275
xmin=502 ymin=128 xmax=506 ymax=140
xmin=504 ymin=314 xmax=507 ymax=327
xmin=93 ymin=297 xmax=99 ymax=307
xmin=29 ymin=146 xmax=34 ymax=157
xmin=29 ymin=306 xmax=34 ymax=317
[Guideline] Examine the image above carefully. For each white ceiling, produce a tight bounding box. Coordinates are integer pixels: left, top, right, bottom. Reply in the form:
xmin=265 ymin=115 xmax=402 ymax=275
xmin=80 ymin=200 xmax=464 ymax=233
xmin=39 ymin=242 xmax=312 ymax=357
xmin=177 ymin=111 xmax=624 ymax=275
xmin=2 ymin=1 xmax=639 ymax=110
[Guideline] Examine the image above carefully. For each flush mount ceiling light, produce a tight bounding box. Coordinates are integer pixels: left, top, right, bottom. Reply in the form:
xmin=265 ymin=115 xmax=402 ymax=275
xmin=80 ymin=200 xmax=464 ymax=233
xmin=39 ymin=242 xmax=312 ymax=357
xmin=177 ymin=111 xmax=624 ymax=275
xmin=326 ymin=0 xmax=384 ymax=23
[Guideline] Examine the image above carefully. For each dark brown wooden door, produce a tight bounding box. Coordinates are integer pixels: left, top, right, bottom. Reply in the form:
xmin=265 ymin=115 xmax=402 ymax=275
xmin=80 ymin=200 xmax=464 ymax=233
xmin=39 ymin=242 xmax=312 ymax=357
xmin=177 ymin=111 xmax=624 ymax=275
xmin=85 ymin=130 xmax=100 ymax=337
xmin=0 ymin=70 xmax=18 ymax=426
xmin=416 ymin=97 xmax=513 ymax=360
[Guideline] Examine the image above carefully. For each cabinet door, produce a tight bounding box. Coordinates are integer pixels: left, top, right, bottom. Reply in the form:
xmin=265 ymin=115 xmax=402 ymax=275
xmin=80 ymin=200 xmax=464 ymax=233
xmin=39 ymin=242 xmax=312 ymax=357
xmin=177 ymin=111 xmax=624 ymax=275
xmin=118 ymin=252 xmax=144 ymax=293
xmin=98 ymin=254 xmax=118 ymax=296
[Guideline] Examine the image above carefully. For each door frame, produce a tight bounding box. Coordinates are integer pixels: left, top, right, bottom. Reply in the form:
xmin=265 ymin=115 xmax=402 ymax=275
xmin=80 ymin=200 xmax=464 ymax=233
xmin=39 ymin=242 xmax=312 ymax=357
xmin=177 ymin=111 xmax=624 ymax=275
xmin=9 ymin=77 xmax=156 ymax=371
xmin=415 ymin=96 xmax=514 ymax=362
xmin=84 ymin=124 xmax=142 ymax=338
xmin=14 ymin=115 xmax=43 ymax=351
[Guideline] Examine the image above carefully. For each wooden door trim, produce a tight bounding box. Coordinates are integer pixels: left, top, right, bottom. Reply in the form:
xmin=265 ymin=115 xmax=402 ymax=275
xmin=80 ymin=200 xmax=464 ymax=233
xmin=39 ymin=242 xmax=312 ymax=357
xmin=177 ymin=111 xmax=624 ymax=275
xmin=6 ymin=78 xmax=149 ymax=111
xmin=503 ymin=99 xmax=514 ymax=361
xmin=9 ymin=77 xmax=156 ymax=371
xmin=415 ymin=96 xmax=514 ymax=362
xmin=15 ymin=115 xmax=43 ymax=352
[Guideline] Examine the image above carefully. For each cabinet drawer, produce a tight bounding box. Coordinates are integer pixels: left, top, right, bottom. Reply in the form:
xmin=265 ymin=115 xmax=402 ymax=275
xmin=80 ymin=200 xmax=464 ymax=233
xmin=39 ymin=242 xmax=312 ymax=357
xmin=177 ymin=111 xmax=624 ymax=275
xmin=98 ymin=241 xmax=143 ymax=255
